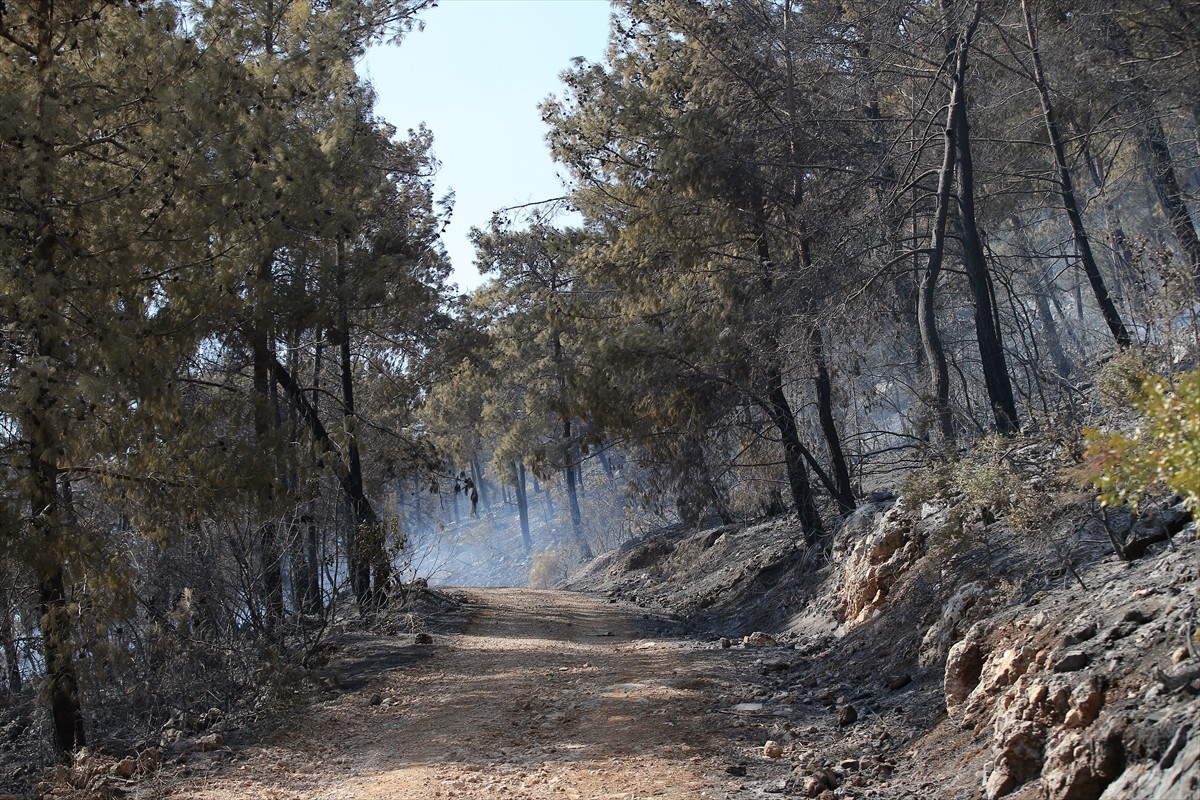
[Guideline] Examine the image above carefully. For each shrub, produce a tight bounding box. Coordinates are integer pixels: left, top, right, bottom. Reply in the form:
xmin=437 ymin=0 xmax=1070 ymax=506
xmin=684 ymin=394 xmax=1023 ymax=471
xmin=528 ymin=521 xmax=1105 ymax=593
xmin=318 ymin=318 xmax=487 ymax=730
xmin=1085 ymin=368 xmax=1200 ymax=513
xmin=527 ymin=551 xmax=567 ymax=589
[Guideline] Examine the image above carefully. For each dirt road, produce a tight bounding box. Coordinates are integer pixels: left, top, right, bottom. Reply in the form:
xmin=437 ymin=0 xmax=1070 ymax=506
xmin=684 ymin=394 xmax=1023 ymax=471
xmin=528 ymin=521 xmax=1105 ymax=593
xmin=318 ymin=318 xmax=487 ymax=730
xmin=166 ymin=589 xmax=745 ymax=800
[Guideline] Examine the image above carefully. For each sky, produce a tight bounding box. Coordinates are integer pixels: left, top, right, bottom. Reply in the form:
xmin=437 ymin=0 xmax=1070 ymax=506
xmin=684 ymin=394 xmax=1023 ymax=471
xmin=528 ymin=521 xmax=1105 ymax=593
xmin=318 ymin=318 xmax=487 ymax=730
xmin=359 ymin=0 xmax=613 ymax=294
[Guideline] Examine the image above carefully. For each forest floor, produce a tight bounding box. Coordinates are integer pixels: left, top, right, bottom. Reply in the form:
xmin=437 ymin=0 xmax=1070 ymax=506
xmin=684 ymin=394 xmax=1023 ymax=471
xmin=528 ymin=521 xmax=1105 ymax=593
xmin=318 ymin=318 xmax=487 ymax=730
xmin=140 ymin=589 xmax=767 ymax=800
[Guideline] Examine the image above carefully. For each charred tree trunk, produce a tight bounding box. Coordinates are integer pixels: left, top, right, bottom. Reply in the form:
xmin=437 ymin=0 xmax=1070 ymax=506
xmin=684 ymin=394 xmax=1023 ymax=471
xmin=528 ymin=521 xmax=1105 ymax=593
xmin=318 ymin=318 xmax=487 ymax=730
xmin=1021 ymin=0 xmax=1131 ymax=348
xmin=763 ymin=370 xmax=823 ymax=544
xmin=949 ymin=0 xmax=1019 ymax=435
xmin=514 ymin=461 xmax=533 ymax=553
xmin=918 ymin=18 xmax=963 ymax=447
xmin=271 ymin=356 xmax=382 ymax=608
xmin=1 ymin=591 xmax=21 ymax=695
xmin=1106 ymin=22 xmax=1200 ymax=293
xmin=26 ymin=19 xmax=85 ymax=755
xmin=335 ymin=259 xmax=383 ymax=610
xmin=470 ymin=458 xmax=488 ymax=511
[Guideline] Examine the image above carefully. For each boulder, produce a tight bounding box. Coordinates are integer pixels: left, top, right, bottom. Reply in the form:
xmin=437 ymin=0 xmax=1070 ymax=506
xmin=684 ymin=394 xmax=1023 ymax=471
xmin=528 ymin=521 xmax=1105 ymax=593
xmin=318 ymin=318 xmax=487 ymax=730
xmin=1042 ymin=727 xmax=1124 ymax=800
xmin=919 ymin=582 xmax=996 ymax=667
xmin=837 ymin=504 xmax=921 ymax=626
xmin=984 ymin=720 xmax=1045 ymax=799
xmin=945 ymin=625 xmax=987 ymax=717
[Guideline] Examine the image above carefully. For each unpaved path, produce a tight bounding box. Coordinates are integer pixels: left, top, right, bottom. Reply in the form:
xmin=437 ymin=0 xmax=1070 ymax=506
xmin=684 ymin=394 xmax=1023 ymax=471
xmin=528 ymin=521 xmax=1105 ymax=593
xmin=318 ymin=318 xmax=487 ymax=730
xmin=166 ymin=589 xmax=745 ymax=800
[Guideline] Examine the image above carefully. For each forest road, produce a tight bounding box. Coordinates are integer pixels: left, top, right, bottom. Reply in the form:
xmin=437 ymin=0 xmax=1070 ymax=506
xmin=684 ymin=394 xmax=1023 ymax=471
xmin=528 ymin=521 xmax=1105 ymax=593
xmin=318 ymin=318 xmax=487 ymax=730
xmin=167 ymin=588 xmax=747 ymax=800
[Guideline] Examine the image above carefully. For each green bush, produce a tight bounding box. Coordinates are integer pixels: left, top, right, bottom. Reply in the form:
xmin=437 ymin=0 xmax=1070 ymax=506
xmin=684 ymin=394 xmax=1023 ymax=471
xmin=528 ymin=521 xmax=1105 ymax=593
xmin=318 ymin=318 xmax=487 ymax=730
xmin=1085 ymin=368 xmax=1200 ymax=512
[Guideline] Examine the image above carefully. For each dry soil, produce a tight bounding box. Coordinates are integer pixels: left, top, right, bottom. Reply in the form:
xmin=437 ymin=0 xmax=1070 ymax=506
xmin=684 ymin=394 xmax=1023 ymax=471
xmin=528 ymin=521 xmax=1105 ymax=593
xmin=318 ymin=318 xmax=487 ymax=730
xmin=158 ymin=589 xmax=746 ymax=800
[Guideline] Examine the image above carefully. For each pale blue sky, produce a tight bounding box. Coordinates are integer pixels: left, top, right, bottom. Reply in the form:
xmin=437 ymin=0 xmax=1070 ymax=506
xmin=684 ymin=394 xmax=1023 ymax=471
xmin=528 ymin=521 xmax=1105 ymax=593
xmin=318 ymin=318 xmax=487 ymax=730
xmin=360 ymin=0 xmax=613 ymax=293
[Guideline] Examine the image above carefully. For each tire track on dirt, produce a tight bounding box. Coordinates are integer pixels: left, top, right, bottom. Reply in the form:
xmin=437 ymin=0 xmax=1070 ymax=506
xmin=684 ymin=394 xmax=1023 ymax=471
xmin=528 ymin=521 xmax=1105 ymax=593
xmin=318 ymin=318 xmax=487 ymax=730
xmin=169 ymin=589 xmax=739 ymax=800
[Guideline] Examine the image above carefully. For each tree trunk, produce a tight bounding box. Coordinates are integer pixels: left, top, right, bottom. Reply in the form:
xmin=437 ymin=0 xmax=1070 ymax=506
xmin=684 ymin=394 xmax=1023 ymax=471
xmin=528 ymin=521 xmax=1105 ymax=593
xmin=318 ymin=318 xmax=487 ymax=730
xmin=336 ymin=265 xmax=379 ymax=611
xmin=1020 ymin=0 xmax=1131 ymax=348
xmin=949 ymin=0 xmax=1019 ymax=435
xmin=271 ymin=356 xmax=382 ymax=602
xmin=514 ymin=461 xmax=533 ymax=553
xmin=470 ymin=458 xmax=488 ymax=510
xmin=809 ymin=325 xmax=855 ymax=514
xmin=27 ymin=21 xmax=85 ymax=754
xmin=1 ymin=591 xmax=21 ymax=695
xmin=1106 ymin=23 xmax=1200 ymax=293
xmin=919 ymin=17 xmax=963 ymax=447
xmin=763 ymin=370 xmax=823 ymax=544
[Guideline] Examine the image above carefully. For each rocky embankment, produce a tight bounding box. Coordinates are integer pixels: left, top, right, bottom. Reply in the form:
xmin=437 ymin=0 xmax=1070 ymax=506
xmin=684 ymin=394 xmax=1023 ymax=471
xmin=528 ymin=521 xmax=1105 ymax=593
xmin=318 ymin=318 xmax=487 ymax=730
xmin=567 ymin=496 xmax=1200 ymax=800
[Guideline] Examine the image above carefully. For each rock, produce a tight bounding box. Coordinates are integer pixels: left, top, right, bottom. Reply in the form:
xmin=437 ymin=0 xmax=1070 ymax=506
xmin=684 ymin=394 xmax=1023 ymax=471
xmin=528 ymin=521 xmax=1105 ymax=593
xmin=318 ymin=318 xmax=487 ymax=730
xmin=793 ymin=776 xmax=825 ymax=797
xmin=1052 ymin=650 xmax=1091 ymax=673
xmin=415 ymin=632 xmax=434 ymax=644
xmin=984 ymin=720 xmax=1045 ymax=799
xmin=760 ymin=658 xmax=791 ymax=673
xmin=137 ymin=748 xmax=160 ymax=774
xmin=945 ymin=628 xmax=987 ymax=716
xmin=837 ymin=705 xmax=858 ymax=726
xmin=1100 ymin=721 xmax=1200 ymax=799
xmin=815 ymin=767 xmax=841 ymax=788
xmin=197 ymin=733 xmax=224 ymax=752
xmin=1042 ymin=727 xmax=1124 ymax=800
xmin=112 ymin=757 xmax=136 ymax=779
xmin=919 ymin=582 xmax=994 ymax=667
xmin=724 ymin=764 xmax=747 ymax=777
xmin=732 ymin=702 xmax=765 ymax=713
xmin=763 ymin=740 xmax=784 ymax=758
xmin=720 ymin=637 xmax=732 ymax=648
xmin=745 ymin=632 xmax=779 ymax=648
xmin=837 ymin=504 xmax=920 ymax=626
xmin=369 ymin=693 xmax=383 ymax=706
xmin=1062 ymin=621 xmax=1098 ymax=648
xmin=885 ymin=673 xmax=912 ymax=691
xmin=1064 ymin=678 xmax=1105 ymax=730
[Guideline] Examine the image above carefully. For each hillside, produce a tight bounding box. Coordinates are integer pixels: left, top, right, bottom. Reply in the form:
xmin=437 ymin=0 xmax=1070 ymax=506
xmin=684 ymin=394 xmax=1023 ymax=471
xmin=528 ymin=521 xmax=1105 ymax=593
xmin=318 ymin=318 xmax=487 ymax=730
xmin=566 ymin=496 xmax=1200 ymax=799
xmin=12 ymin=487 xmax=1194 ymax=800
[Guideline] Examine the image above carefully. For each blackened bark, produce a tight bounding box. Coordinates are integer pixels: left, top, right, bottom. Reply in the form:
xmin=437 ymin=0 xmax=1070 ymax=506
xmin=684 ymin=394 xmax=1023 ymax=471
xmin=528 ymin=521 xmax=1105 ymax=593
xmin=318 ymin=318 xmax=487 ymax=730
xmin=470 ymin=458 xmax=488 ymax=510
xmin=808 ymin=327 xmax=854 ymax=513
xmin=250 ymin=254 xmax=284 ymax=628
xmin=764 ymin=370 xmax=823 ymax=544
xmin=514 ymin=461 xmax=533 ymax=553
xmin=335 ymin=254 xmax=387 ymax=610
xmin=919 ymin=26 xmax=962 ymax=446
xmin=1 ymin=592 xmax=20 ymax=694
xmin=271 ymin=356 xmax=383 ymax=601
xmin=949 ymin=1 xmax=1019 ymax=435
xmin=38 ymin=567 xmax=85 ymax=755
xmin=1021 ymin=0 xmax=1131 ymax=348
xmin=1106 ymin=23 xmax=1200 ymax=292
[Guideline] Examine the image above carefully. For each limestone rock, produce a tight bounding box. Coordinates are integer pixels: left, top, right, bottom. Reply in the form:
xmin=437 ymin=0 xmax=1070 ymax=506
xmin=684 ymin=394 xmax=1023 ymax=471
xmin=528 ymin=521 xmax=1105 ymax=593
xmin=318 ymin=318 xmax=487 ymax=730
xmin=1064 ymin=678 xmax=1105 ymax=730
xmin=945 ymin=626 xmax=987 ymax=717
xmin=837 ymin=504 xmax=920 ymax=626
xmin=1052 ymin=650 xmax=1091 ymax=673
xmin=1041 ymin=727 xmax=1123 ymax=800
xmin=744 ymin=631 xmax=779 ymax=648
xmin=984 ymin=720 xmax=1045 ymax=799
xmin=794 ymin=775 xmax=825 ymax=797
xmin=111 ymin=758 xmax=136 ymax=779
xmin=919 ymin=582 xmax=995 ymax=667
xmin=197 ymin=733 xmax=224 ymax=752
xmin=1099 ymin=723 xmax=1200 ymax=799
xmin=763 ymin=740 xmax=784 ymax=758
